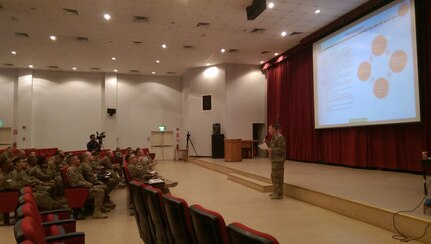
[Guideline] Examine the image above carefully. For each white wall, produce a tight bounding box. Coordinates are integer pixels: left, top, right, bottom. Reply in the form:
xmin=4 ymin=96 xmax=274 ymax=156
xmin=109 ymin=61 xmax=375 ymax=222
xmin=225 ymin=64 xmax=267 ymax=139
xmin=182 ymin=65 xmax=227 ymax=156
xmin=0 ymin=64 xmax=266 ymax=153
xmin=0 ymin=69 xmax=17 ymax=128
xmin=182 ymin=64 xmax=266 ymax=156
xmin=31 ymin=70 xmax=103 ymax=150
xmin=117 ymin=74 xmax=182 ymax=149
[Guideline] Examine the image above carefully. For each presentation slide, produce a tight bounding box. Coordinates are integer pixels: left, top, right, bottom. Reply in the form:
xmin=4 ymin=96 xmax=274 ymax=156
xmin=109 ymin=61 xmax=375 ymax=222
xmin=313 ymin=0 xmax=420 ymax=129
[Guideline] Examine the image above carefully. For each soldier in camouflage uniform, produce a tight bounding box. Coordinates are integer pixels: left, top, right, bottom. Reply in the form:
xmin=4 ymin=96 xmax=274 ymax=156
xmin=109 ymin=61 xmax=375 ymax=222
xmin=10 ymin=157 xmax=65 ymax=210
xmin=268 ymin=124 xmax=286 ymax=200
xmin=66 ymin=155 xmax=109 ymax=219
xmin=27 ymin=156 xmax=53 ymax=182
xmin=98 ymin=157 xmax=119 ymax=193
xmin=126 ymin=153 xmax=176 ymax=193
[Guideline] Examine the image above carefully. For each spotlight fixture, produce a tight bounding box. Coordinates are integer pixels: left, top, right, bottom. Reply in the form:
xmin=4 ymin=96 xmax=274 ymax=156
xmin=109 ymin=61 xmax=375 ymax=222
xmin=11 ymin=51 xmax=16 ymax=55
xmin=111 ymin=57 xmax=116 ymax=60
xmin=114 ymin=69 xmax=118 ymax=72
xmin=104 ymin=13 xmax=111 ymax=20
xmin=274 ymin=53 xmax=278 ymax=56
xmin=156 ymin=60 xmax=160 ymax=63
xmin=72 ymin=67 xmax=77 ymax=70
xmin=221 ymin=48 xmax=226 ymax=53
xmin=268 ymin=2 xmax=274 ymax=8
xmin=28 ymin=65 xmax=33 ymax=68
xmin=162 ymin=44 xmax=167 ymax=48
xmin=260 ymin=61 xmax=264 ymax=64
xmin=152 ymin=71 xmax=156 ymax=74
xmin=314 ymin=9 xmax=321 ymax=14
xmin=49 ymin=35 xmax=56 ymax=41
xmin=281 ymin=31 xmax=287 ymax=37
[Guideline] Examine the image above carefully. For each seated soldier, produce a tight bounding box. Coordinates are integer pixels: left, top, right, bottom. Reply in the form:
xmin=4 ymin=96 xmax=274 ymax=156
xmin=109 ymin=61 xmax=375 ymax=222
xmin=136 ymin=149 xmax=157 ymax=170
xmin=98 ymin=157 xmax=120 ymax=195
xmin=10 ymin=157 xmax=65 ymax=210
xmin=126 ymin=153 xmax=177 ymax=193
xmin=79 ymin=152 xmax=116 ymax=209
xmin=66 ymin=155 xmax=109 ymax=219
xmin=27 ymin=156 xmax=53 ymax=182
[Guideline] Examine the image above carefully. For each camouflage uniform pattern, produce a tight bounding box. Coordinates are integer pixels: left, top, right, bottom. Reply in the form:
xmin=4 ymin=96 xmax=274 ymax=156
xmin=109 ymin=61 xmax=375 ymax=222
xmin=270 ymin=134 xmax=286 ymax=197
xmin=9 ymin=169 xmax=63 ymax=210
xmin=128 ymin=161 xmax=153 ymax=182
xmin=28 ymin=165 xmax=52 ymax=181
xmin=67 ymin=165 xmax=105 ymax=209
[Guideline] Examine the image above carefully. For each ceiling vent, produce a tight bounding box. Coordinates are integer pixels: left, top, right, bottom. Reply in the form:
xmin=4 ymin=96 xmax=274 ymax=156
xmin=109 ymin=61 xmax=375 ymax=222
xmin=183 ymin=45 xmax=194 ymax=49
xmin=15 ymin=32 xmax=30 ymax=38
xmin=250 ymin=28 xmax=265 ymax=33
xmin=91 ymin=67 xmax=100 ymax=70
xmin=133 ymin=41 xmax=143 ymax=45
xmin=134 ymin=16 xmax=149 ymax=23
xmin=63 ymin=8 xmax=79 ymax=16
xmin=228 ymin=49 xmax=239 ymax=53
xmin=76 ymin=36 xmax=89 ymax=42
xmin=260 ymin=51 xmax=271 ymax=54
xmin=289 ymin=31 xmax=303 ymax=36
xmin=129 ymin=70 xmax=140 ymax=73
xmin=48 ymin=65 xmax=59 ymax=69
xmin=167 ymin=72 xmax=176 ymax=75
xmin=196 ymin=22 xmax=210 ymax=27
xmin=3 ymin=63 xmax=14 ymax=66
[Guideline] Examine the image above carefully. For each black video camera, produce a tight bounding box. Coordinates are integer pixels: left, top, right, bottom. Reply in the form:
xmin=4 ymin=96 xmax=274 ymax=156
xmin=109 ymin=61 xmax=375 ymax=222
xmin=96 ymin=131 xmax=106 ymax=140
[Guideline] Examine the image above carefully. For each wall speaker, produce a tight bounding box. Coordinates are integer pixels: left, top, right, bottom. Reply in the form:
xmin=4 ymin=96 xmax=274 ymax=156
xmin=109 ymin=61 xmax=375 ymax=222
xmin=107 ymin=108 xmax=116 ymax=116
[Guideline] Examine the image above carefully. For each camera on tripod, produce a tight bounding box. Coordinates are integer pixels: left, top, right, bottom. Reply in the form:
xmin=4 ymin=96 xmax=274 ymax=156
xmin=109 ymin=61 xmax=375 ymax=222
xmin=96 ymin=131 xmax=106 ymax=140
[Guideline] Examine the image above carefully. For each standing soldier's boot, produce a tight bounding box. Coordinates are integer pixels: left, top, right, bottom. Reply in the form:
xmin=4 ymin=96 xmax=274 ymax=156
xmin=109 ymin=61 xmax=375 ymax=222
xmin=93 ymin=192 xmax=108 ymax=219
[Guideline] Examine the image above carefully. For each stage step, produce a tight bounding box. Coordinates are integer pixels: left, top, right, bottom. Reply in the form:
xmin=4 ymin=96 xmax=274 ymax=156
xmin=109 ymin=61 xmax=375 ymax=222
xmin=227 ymin=173 xmax=274 ymax=193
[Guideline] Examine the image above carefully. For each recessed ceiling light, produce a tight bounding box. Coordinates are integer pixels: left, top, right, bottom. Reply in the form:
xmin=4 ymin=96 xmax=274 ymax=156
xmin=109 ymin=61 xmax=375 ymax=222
xmin=114 ymin=69 xmax=118 ymax=72
xmin=111 ymin=57 xmax=116 ymax=60
xmin=315 ymin=9 xmax=321 ymax=14
xmin=11 ymin=51 xmax=16 ymax=55
xmin=104 ymin=13 xmax=111 ymax=20
xmin=221 ymin=48 xmax=226 ymax=53
xmin=268 ymin=2 xmax=275 ymax=8
xmin=28 ymin=65 xmax=33 ymax=68
xmin=152 ymin=71 xmax=156 ymax=74
xmin=206 ymin=63 xmax=210 ymax=66
xmin=49 ymin=35 xmax=56 ymax=41
xmin=260 ymin=61 xmax=264 ymax=64
xmin=156 ymin=60 xmax=160 ymax=63
xmin=72 ymin=67 xmax=77 ymax=70
xmin=281 ymin=31 xmax=287 ymax=37
xmin=162 ymin=44 xmax=167 ymax=48
xmin=274 ymin=53 xmax=278 ymax=56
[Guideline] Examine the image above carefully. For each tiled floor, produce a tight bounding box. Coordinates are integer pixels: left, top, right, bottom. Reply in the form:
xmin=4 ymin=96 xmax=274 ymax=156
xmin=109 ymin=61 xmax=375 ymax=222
xmin=0 ymin=161 xmax=423 ymax=243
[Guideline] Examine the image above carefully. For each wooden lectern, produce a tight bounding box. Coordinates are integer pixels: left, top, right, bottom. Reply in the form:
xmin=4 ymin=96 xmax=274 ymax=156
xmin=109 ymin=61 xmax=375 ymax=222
xmin=224 ymin=139 xmax=242 ymax=162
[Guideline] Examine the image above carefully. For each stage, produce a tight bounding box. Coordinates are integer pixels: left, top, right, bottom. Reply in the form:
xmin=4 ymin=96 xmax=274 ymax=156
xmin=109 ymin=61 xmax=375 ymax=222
xmin=190 ymin=157 xmax=431 ymax=243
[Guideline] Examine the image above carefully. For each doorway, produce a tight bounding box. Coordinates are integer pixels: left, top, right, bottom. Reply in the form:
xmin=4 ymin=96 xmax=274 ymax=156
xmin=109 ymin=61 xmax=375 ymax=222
xmin=252 ymin=123 xmax=266 ymax=157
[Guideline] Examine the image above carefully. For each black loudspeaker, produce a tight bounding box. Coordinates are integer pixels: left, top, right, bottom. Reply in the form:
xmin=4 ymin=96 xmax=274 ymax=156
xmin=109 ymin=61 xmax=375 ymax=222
xmin=107 ymin=108 xmax=116 ymax=116
xmin=212 ymin=134 xmax=224 ymax=158
xmin=246 ymin=0 xmax=267 ymax=20
xmin=202 ymin=95 xmax=212 ymax=111
xmin=213 ymin=123 xmax=221 ymax=135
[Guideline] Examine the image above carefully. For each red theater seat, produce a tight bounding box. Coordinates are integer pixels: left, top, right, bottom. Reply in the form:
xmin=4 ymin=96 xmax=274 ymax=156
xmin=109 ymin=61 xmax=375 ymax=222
xmin=142 ymin=185 xmax=172 ymax=244
xmin=227 ymin=222 xmax=279 ymax=244
xmin=129 ymin=181 xmax=155 ymax=243
xmin=14 ymin=216 xmax=85 ymax=244
xmin=60 ymin=166 xmax=89 ymax=219
xmin=0 ymin=190 xmax=19 ymax=225
xmin=189 ymin=204 xmax=229 ymax=244
xmin=162 ymin=193 xmax=195 ymax=244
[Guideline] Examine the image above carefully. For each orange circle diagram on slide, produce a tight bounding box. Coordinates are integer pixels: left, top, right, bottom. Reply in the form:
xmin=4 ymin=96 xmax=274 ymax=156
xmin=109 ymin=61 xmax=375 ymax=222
xmin=389 ymin=50 xmax=408 ymax=73
xmin=398 ymin=2 xmax=410 ymax=17
xmin=374 ymin=78 xmax=389 ymax=99
xmin=357 ymin=61 xmax=372 ymax=81
xmin=372 ymin=35 xmax=387 ymax=56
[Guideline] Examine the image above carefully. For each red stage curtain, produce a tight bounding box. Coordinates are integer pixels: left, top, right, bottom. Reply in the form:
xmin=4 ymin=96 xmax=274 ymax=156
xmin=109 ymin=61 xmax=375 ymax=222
xmin=266 ymin=1 xmax=431 ymax=172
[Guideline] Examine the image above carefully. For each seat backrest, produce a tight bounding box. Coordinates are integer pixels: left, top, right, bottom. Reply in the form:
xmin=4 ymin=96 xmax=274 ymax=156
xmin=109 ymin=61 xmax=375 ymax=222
xmin=0 ymin=190 xmax=20 ymax=212
xmin=17 ymin=201 xmax=43 ymax=225
xmin=129 ymin=181 xmax=154 ymax=244
xmin=162 ymin=193 xmax=195 ymax=244
xmin=227 ymin=222 xmax=279 ymax=244
xmin=14 ymin=216 xmax=46 ymax=244
xmin=189 ymin=204 xmax=229 ymax=244
xmin=60 ymin=166 xmax=71 ymax=187
xmin=122 ymin=165 xmax=132 ymax=183
xmin=142 ymin=185 xmax=172 ymax=244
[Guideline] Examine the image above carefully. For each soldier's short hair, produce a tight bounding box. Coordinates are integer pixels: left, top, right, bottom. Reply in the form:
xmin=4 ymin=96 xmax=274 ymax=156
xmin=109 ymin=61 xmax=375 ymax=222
xmin=12 ymin=157 xmax=22 ymax=165
xmin=27 ymin=156 xmax=37 ymax=165
xmin=125 ymin=153 xmax=135 ymax=163
xmin=90 ymin=134 xmax=95 ymax=139
xmin=65 ymin=154 xmax=76 ymax=165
